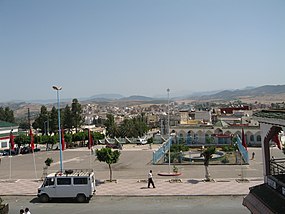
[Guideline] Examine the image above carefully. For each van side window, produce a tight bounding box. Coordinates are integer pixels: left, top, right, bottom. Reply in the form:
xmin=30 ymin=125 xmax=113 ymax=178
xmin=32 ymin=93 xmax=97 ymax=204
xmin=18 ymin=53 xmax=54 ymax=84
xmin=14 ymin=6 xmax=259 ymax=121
xmin=74 ymin=178 xmax=88 ymax=185
xmin=44 ymin=178 xmax=55 ymax=186
xmin=57 ymin=178 xmax=71 ymax=185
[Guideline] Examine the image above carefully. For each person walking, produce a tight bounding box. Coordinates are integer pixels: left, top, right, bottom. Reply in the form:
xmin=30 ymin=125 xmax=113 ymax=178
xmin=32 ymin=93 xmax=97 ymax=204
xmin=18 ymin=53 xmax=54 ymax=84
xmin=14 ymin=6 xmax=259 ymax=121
xmin=20 ymin=209 xmax=25 ymax=214
xmin=251 ymin=152 xmax=255 ymax=160
xmin=24 ymin=207 xmax=31 ymax=214
xmin=148 ymin=170 xmax=155 ymax=188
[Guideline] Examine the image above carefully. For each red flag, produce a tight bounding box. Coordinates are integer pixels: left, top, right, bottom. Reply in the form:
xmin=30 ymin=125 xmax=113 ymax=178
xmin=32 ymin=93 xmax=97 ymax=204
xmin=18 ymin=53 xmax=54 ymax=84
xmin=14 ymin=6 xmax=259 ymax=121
xmin=61 ymin=129 xmax=65 ymax=151
xmin=242 ymin=128 xmax=247 ymax=150
xmin=30 ymin=128 xmax=34 ymax=151
xmin=88 ymin=129 xmax=93 ymax=149
xmin=10 ymin=131 xmax=14 ymax=150
xmin=272 ymin=134 xmax=282 ymax=150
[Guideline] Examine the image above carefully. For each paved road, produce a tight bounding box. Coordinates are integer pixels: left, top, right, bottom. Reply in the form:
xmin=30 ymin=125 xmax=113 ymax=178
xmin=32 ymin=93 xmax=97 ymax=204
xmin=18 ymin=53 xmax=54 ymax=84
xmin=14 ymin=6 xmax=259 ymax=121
xmin=2 ymin=196 xmax=250 ymax=214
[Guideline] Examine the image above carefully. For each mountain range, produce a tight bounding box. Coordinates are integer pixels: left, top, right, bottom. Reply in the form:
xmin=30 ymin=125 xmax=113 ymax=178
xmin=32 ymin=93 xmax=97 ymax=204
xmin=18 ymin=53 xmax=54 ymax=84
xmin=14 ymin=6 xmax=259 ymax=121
xmin=1 ymin=85 xmax=285 ymax=106
xmin=187 ymin=85 xmax=285 ymax=101
xmin=91 ymin=85 xmax=285 ymax=102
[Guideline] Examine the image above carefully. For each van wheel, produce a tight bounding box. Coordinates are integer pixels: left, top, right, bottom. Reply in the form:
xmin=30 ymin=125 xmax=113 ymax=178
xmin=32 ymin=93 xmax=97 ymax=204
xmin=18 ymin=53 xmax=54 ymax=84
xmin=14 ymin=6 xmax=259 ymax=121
xmin=39 ymin=194 xmax=49 ymax=203
xmin=76 ymin=194 xmax=86 ymax=203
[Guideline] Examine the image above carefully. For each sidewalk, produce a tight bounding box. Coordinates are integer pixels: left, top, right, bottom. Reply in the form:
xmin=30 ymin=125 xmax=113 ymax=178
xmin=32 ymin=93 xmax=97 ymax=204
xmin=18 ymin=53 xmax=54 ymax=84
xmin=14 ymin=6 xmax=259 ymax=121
xmin=0 ymin=178 xmax=263 ymax=197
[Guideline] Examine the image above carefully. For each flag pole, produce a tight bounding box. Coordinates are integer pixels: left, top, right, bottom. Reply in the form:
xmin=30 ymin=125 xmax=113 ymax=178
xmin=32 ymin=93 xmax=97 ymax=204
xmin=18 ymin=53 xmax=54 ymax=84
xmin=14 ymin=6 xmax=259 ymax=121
xmin=9 ymin=128 xmax=13 ymax=180
xmin=29 ymin=109 xmax=38 ymax=179
xmin=89 ymin=147 xmax=92 ymax=170
xmin=240 ymin=151 xmax=244 ymax=180
xmin=88 ymin=129 xmax=92 ymax=170
xmin=33 ymin=151 xmax=38 ymax=180
xmin=30 ymin=128 xmax=37 ymax=179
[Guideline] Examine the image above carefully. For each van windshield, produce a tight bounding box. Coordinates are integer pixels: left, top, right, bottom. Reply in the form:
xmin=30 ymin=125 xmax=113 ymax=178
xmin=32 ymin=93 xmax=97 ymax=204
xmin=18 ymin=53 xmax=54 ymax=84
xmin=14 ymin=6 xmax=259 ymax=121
xmin=43 ymin=178 xmax=55 ymax=186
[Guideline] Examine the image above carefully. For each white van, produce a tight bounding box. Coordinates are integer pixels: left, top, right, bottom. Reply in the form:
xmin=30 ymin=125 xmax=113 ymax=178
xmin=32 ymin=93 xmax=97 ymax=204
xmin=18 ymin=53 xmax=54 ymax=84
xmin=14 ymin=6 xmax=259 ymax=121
xmin=38 ymin=169 xmax=96 ymax=202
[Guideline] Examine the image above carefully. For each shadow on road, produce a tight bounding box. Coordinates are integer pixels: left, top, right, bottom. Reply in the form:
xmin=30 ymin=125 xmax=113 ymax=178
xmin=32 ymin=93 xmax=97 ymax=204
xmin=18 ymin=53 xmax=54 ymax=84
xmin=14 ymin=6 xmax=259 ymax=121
xmin=186 ymin=179 xmax=201 ymax=184
xmin=30 ymin=197 xmax=89 ymax=204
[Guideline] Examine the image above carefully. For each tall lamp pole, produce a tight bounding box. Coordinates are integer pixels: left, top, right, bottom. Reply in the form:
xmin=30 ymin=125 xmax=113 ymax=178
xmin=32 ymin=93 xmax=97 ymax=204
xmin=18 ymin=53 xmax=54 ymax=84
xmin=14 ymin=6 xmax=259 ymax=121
xmin=167 ymin=88 xmax=171 ymax=173
xmin=52 ymin=85 xmax=63 ymax=173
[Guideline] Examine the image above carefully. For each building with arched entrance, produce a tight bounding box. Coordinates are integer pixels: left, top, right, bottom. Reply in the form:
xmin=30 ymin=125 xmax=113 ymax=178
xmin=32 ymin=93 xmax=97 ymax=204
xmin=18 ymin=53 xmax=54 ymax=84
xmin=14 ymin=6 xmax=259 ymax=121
xmin=171 ymin=125 xmax=261 ymax=146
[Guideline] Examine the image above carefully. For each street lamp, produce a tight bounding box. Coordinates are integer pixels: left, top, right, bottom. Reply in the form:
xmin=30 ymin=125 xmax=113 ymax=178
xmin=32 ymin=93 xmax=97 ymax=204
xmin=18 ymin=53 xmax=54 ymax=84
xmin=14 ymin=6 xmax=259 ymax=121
xmin=167 ymin=88 xmax=171 ymax=173
xmin=52 ymin=85 xmax=63 ymax=173
xmin=44 ymin=120 xmax=49 ymax=135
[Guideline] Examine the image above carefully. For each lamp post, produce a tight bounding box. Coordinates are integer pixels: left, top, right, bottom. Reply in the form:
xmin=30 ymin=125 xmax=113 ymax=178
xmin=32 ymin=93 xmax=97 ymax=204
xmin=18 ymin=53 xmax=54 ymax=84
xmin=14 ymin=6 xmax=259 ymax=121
xmin=44 ymin=120 xmax=49 ymax=135
xmin=52 ymin=85 xmax=63 ymax=173
xmin=167 ymin=88 xmax=171 ymax=173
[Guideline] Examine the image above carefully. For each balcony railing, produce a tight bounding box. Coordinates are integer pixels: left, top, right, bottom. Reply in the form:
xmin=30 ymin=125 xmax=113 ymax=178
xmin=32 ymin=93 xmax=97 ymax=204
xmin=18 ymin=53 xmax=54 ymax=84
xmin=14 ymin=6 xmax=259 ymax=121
xmin=270 ymin=158 xmax=285 ymax=176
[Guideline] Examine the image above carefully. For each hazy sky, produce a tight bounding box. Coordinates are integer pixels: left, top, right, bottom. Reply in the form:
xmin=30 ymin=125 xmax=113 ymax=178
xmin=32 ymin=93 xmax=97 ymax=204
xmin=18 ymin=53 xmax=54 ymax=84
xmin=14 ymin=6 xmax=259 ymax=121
xmin=1 ymin=0 xmax=284 ymax=102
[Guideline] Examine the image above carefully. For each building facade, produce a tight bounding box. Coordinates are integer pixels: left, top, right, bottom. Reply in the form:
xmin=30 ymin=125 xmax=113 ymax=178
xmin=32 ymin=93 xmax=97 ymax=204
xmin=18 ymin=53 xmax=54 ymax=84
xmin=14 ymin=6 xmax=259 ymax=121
xmin=0 ymin=121 xmax=18 ymax=150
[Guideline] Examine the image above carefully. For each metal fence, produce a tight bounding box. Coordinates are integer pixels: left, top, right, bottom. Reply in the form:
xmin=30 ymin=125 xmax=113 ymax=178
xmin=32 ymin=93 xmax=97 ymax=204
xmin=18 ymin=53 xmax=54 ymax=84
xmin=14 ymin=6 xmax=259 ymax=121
xmin=152 ymin=138 xmax=172 ymax=164
xmin=270 ymin=158 xmax=285 ymax=175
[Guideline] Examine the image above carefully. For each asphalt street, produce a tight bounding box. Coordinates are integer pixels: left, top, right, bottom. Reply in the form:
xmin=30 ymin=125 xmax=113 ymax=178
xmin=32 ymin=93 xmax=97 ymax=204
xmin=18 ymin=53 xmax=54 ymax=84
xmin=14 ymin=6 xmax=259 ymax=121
xmin=2 ymin=196 xmax=250 ymax=214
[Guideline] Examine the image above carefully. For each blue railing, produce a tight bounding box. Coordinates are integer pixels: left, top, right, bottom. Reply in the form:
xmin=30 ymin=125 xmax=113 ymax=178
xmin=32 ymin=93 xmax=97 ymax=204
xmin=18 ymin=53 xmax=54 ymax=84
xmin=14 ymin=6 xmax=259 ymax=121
xmin=153 ymin=138 xmax=172 ymax=164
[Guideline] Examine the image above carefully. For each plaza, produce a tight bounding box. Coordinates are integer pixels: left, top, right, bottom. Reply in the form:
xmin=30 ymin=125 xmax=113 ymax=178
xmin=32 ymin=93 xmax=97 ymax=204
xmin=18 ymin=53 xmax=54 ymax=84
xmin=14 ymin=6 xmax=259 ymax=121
xmin=1 ymin=144 xmax=283 ymax=197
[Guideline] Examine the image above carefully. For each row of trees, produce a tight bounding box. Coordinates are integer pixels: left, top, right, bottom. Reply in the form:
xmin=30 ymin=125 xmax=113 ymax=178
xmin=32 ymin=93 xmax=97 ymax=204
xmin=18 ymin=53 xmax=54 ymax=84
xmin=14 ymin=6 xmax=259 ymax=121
xmin=32 ymin=99 xmax=83 ymax=135
xmin=14 ymin=130 xmax=105 ymax=149
xmin=0 ymin=107 xmax=15 ymax=123
xmin=104 ymin=114 xmax=149 ymax=138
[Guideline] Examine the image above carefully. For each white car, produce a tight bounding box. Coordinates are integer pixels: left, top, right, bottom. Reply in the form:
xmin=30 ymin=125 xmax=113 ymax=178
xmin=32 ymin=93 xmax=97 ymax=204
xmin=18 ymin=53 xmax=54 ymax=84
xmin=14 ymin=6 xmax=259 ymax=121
xmin=38 ymin=169 xmax=96 ymax=203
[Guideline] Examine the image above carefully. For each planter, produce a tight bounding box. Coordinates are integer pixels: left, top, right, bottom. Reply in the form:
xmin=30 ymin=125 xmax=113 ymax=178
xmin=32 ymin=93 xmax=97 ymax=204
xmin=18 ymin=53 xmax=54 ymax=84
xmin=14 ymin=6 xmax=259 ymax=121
xmin=0 ymin=203 xmax=9 ymax=214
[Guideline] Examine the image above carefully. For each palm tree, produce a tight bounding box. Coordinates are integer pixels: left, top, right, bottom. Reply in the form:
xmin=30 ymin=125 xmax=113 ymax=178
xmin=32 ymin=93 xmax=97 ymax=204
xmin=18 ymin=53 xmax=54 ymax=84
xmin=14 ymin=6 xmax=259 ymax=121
xmin=201 ymin=146 xmax=216 ymax=181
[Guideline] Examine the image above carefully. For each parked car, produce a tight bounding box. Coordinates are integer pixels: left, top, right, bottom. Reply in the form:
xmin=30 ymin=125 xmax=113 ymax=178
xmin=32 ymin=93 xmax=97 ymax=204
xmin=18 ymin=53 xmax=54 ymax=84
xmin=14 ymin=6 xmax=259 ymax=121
xmin=105 ymin=143 xmax=122 ymax=150
xmin=0 ymin=150 xmax=8 ymax=156
xmin=34 ymin=148 xmax=41 ymax=152
xmin=4 ymin=149 xmax=17 ymax=156
xmin=20 ymin=147 xmax=32 ymax=154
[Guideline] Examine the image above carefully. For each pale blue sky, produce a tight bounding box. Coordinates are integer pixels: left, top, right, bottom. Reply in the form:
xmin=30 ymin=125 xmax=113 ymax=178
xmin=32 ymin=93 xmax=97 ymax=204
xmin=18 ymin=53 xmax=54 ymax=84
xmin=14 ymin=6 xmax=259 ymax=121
xmin=1 ymin=0 xmax=284 ymax=102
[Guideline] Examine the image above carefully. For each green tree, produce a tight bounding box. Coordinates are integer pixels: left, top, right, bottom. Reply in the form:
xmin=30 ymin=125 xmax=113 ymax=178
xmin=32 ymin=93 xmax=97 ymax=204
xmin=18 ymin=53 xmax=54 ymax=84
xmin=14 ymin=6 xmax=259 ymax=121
xmin=71 ymin=99 xmax=83 ymax=132
xmin=14 ymin=134 xmax=30 ymax=148
xmin=49 ymin=106 xmax=58 ymax=134
xmin=39 ymin=135 xmax=57 ymax=150
xmin=95 ymin=147 xmax=120 ymax=182
xmin=104 ymin=114 xmax=118 ymax=138
xmin=18 ymin=121 xmax=30 ymax=130
xmin=0 ymin=106 xmax=15 ymax=123
xmin=201 ymin=146 xmax=216 ymax=181
xmin=4 ymin=107 xmax=15 ymax=123
xmin=32 ymin=106 xmax=49 ymax=135
xmin=117 ymin=115 xmax=149 ymax=138
xmin=93 ymin=132 xmax=105 ymax=142
xmin=63 ymin=104 xmax=73 ymax=132
xmin=118 ymin=118 xmax=132 ymax=138
xmin=72 ymin=131 xmax=86 ymax=144
xmin=0 ymin=107 xmax=4 ymax=121
xmin=131 ymin=115 xmax=148 ymax=137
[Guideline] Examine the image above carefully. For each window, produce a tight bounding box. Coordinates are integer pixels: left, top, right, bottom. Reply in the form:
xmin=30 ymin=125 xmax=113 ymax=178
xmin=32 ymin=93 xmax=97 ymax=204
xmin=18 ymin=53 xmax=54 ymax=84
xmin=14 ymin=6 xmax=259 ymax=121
xmin=44 ymin=178 xmax=55 ymax=186
xmin=57 ymin=178 xmax=71 ymax=185
xmin=74 ymin=177 xmax=88 ymax=185
xmin=1 ymin=141 xmax=8 ymax=148
xmin=257 ymin=135 xmax=261 ymax=142
xmin=250 ymin=135 xmax=254 ymax=141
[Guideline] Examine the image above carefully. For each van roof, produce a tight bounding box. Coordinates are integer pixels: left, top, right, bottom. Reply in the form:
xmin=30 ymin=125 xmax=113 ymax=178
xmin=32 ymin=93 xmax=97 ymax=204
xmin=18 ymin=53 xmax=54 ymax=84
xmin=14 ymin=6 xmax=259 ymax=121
xmin=47 ymin=169 xmax=94 ymax=178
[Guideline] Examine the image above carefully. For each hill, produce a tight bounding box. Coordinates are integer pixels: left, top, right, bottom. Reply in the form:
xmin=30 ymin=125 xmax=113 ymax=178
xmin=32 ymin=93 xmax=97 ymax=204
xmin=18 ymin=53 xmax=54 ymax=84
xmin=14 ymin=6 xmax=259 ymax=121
xmin=191 ymin=85 xmax=285 ymax=101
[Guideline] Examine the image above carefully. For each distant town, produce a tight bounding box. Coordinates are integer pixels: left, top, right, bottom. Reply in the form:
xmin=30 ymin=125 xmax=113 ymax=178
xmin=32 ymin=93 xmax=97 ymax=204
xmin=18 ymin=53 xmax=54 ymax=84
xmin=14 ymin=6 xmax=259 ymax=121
xmin=1 ymin=84 xmax=285 ymax=151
